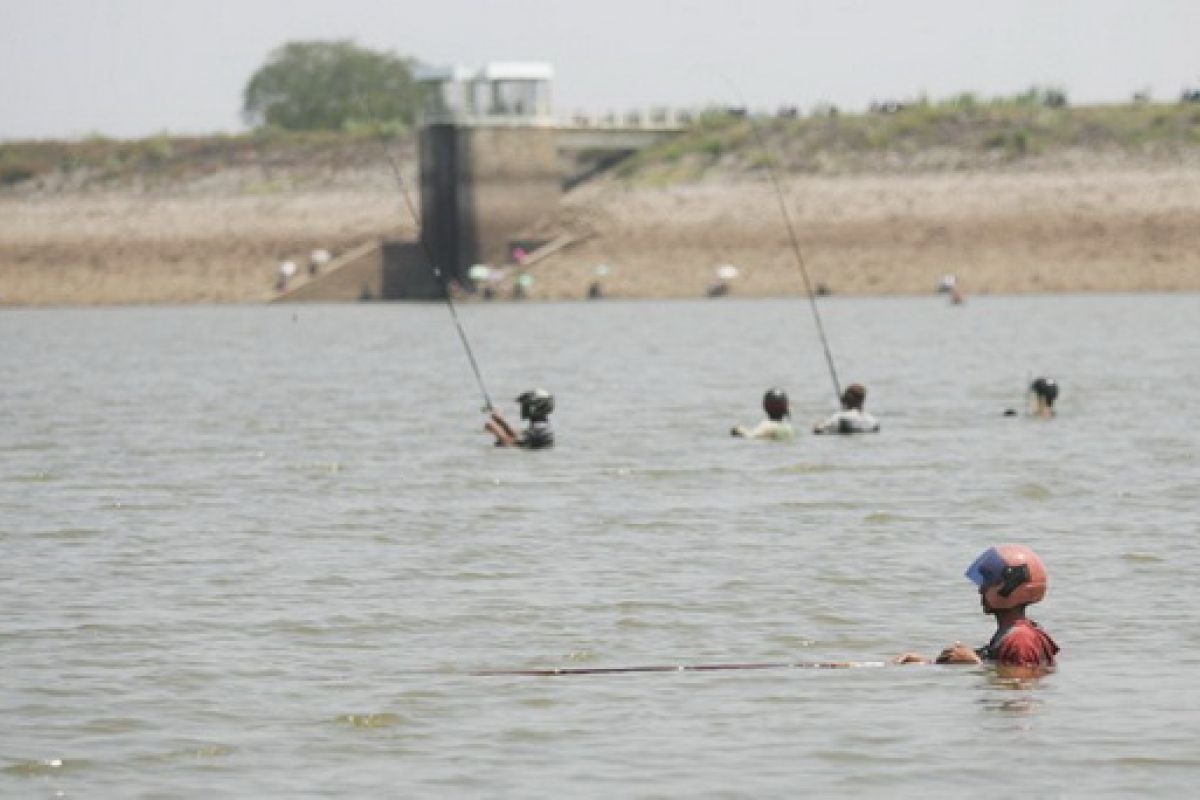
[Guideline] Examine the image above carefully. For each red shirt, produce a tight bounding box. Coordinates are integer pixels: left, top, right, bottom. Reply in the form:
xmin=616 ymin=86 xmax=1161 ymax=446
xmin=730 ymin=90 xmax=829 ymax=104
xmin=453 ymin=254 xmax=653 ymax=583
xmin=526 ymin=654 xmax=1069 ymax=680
xmin=990 ymin=620 xmax=1059 ymax=667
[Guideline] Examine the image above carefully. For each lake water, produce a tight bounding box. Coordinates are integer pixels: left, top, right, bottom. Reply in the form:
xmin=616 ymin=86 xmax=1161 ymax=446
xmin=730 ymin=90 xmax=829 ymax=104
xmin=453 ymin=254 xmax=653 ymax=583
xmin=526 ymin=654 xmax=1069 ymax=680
xmin=3 ymin=294 xmax=1199 ymax=797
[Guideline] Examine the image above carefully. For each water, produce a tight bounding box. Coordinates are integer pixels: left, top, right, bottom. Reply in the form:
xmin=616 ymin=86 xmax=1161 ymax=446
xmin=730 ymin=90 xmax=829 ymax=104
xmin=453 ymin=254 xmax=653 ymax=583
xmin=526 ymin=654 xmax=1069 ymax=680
xmin=3 ymin=294 xmax=1199 ymax=797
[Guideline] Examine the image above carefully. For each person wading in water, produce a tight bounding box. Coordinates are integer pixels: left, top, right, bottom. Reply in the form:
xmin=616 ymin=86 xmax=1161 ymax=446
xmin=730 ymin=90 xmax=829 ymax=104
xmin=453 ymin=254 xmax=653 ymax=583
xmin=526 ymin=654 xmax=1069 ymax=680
xmin=1030 ymin=377 xmax=1059 ymax=418
xmin=813 ymin=383 xmax=880 ymax=434
xmin=485 ymin=389 xmax=555 ymax=449
xmin=896 ymin=544 xmax=1059 ymax=670
xmin=731 ymin=388 xmax=795 ymax=441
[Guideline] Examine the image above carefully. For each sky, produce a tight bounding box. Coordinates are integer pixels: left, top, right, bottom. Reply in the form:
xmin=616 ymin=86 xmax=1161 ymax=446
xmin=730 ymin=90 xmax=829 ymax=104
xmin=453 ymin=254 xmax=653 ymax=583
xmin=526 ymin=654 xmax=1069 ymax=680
xmin=2 ymin=0 xmax=1198 ymax=140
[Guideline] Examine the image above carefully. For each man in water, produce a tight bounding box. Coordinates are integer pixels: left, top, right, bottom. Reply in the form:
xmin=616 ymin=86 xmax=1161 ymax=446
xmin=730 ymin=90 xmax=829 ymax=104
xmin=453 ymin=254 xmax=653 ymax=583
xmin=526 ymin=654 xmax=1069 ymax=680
xmin=731 ymin=388 xmax=795 ymax=440
xmin=812 ymin=383 xmax=880 ymax=434
xmin=896 ymin=544 xmax=1059 ymax=669
xmin=485 ymin=389 xmax=555 ymax=449
xmin=1030 ymin=377 xmax=1059 ymax=418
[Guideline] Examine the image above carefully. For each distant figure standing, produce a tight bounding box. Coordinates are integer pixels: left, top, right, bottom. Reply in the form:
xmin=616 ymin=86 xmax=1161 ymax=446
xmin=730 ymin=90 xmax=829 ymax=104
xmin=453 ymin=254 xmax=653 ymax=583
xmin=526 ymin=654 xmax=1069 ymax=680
xmin=1030 ymin=377 xmax=1059 ymax=418
xmin=513 ymin=272 xmax=533 ymax=300
xmin=276 ymin=260 xmax=297 ymax=291
xmin=309 ymin=249 xmax=330 ymax=276
xmin=706 ymin=280 xmax=730 ymax=298
xmin=587 ymin=281 xmax=603 ymax=300
xmin=813 ymin=383 xmax=880 ymax=434
xmin=731 ymin=388 xmax=795 ymax=441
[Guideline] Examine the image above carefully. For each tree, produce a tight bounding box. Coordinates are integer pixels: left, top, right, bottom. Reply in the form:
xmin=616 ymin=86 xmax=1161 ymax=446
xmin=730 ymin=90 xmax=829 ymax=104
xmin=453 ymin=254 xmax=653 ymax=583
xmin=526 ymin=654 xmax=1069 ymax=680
xmin=243 ymin=40 xmax=425 ymax=131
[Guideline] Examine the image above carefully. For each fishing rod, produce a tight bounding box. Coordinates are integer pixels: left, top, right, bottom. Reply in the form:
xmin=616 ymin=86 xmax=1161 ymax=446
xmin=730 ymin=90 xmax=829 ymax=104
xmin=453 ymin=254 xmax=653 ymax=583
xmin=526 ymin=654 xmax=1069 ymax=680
xmin=470 ymin=659 xmax=889 ymax=677
xmin=359 ymin=96 xmax=496 ymax=413
xmin=736 ymin=100 xmax=844 ymax=405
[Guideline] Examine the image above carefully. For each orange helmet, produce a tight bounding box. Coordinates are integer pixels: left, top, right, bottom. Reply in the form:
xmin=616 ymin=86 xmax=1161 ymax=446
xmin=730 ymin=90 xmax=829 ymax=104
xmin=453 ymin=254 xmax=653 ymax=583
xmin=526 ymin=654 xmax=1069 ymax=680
xmin=965 ymin=544 xmax=1048 ymax=609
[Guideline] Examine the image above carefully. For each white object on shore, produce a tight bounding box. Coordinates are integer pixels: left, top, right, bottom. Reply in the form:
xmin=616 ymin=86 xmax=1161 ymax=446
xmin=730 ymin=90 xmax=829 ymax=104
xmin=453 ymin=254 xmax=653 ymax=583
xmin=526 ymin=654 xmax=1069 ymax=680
xmin=594 ymin=264 xmax=611 ymax=277
xmin=279 ymin=261 xmax=297 ymax=278
xmin=468 ymin=264 xmax=492 ymax=281
xmin=716 ymin=264 xmax=739 ymax=280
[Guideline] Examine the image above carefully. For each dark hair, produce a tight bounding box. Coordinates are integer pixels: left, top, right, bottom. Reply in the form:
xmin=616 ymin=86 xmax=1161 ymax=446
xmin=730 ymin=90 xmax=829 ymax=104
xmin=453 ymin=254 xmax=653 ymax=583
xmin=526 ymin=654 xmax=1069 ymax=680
xmin=841 ymin=383 xmax=866 ymax=410
xmin=1030 ymin=377 xmax=1058 ymax=406
xmin=762 ymin=388 xmax=789 ymax=421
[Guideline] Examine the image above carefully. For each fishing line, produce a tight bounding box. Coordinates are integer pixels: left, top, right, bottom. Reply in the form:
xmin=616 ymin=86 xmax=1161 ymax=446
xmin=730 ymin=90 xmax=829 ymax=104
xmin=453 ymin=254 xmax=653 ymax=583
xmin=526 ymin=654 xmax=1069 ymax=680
xmin=727 ymin=84 xmax=844 ymax=405
xmin=359 ymin=95 xmax=496 ymax=412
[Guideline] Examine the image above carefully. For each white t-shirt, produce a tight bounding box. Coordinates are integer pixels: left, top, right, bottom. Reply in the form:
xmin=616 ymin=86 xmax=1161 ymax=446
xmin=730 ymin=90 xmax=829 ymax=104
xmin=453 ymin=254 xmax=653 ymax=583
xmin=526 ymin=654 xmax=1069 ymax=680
xmin=734 ymin=420 xmax=795 ymax=441
xmin=814 ymin=409 xmax=880 ymax=435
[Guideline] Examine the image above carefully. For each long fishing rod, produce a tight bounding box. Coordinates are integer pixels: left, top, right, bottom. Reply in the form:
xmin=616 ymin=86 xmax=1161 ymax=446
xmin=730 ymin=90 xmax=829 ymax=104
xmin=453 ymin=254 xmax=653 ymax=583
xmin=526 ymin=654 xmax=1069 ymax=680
xmin=738 ymin=104 xmax=844 ymax=405
xmin=470 ymin=659 xmax=889 ymax=677
xmin=360 ymin=97 xmax=496 ymax=412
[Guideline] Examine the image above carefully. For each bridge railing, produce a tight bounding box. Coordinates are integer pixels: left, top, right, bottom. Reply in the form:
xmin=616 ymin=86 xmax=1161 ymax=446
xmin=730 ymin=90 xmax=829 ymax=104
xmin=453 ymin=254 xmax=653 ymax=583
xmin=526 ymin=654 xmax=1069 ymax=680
xmin=419 ymin=108 xmax=697 ymax=130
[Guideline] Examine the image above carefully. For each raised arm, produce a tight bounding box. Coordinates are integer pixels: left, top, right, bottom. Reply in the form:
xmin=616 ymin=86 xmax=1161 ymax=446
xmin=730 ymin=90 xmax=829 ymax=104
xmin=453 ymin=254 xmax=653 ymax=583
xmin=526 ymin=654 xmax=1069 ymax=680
xmin=485 ymin=411 xmax=519 ymax=447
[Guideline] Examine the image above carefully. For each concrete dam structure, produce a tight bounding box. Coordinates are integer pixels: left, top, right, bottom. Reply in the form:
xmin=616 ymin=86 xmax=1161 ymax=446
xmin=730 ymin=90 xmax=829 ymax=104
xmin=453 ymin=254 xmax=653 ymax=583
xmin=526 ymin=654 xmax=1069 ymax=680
xmin=419 ymin=123 xmax=561 ymax=284
xmin=275 ymin=62 xmax=681 ymax=302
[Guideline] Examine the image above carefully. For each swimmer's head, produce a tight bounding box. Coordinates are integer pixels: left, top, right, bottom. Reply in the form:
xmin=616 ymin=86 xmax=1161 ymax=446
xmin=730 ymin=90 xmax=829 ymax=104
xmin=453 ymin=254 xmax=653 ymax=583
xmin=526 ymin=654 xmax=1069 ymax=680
xmin=516 ymin=388 xmax=554 ymax=421
xmin=841 ymin=383 xmax=866 ymax=410
xmin=1030 ymin=377 xmax=1058 ymax=406
xmin=762 ymin=388 xmax=790 ymax=421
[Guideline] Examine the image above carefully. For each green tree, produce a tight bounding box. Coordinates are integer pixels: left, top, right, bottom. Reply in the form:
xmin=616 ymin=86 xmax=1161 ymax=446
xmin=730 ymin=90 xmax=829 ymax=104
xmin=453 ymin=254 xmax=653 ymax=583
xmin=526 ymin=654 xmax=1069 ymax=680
xmin=243 ymin=40 xmax=425 ymax=131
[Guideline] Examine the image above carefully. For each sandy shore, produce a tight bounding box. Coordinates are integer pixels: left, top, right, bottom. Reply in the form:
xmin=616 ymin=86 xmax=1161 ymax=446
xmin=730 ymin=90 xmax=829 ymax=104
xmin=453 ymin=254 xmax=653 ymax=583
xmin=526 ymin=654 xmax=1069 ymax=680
xmin=2 ymin=162 xmax=1198 ymax=305
xmin=527 ymin=166 xmax=1200 ymax=299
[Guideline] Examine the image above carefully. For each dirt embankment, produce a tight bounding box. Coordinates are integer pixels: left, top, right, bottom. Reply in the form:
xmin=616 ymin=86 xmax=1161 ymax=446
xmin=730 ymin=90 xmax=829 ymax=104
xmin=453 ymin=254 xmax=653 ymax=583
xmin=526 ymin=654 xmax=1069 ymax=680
xmin=520 ymin=163 xmax=1200 ymax=299
xmin=2 ymin=115 xmax=1199 ymax=305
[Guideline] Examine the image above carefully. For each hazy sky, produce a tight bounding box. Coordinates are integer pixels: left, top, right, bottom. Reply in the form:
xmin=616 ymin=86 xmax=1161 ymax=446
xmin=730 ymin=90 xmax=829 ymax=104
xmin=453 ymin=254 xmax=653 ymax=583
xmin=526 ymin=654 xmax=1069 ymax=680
xmin=2 ymin=0 xmax=1198 ymax=140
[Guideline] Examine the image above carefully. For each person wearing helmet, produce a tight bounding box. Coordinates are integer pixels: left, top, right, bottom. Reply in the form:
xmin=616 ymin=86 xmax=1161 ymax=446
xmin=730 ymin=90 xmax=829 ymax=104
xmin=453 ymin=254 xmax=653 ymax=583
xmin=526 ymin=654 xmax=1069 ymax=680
xmin=812 ymin=383 xmax=880 ymax=435
xmin=896 ymin=544 xmax=1059 ymax=668
xmin=485 ymin=388 xmax=555 ymax=449
xmin=1030 ymin=377 xmax=1059 ymax=418
xmin=731 ymin=388 xmax=795 ymax=440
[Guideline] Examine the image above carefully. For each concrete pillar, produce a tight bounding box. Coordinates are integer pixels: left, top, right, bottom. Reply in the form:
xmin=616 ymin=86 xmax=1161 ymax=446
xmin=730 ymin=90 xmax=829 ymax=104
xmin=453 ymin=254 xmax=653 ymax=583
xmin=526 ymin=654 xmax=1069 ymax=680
xmin=419 ymin=124 xmax=561 ymax=283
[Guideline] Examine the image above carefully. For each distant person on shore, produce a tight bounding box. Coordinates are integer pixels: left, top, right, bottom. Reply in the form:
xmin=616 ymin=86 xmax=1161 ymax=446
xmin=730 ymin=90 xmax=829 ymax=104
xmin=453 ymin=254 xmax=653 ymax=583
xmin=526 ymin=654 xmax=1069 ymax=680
xmin=275 ymin=260 xmax=297 ymax=291
xmin=513 ymin=272 xmax=533 ymax=300
xmin=485 ymin=389 xmax=555 ymax=449
xmin=309 ymin=249 xmax=330 ymax=276
xmin=895 ymin=544 xmax=1059 ymax=670
xmin=731 ymin=388 xmax=795 ymax=440
xmin=706 ymin=280 xmax=730 ymax=298
xmin=587 ymin=281 xmax=603 ymax=300
xmin=1030 ymin=377 xmax=1058 ymax=418
xmin=813 ymin=383 xmax=880 ymax=434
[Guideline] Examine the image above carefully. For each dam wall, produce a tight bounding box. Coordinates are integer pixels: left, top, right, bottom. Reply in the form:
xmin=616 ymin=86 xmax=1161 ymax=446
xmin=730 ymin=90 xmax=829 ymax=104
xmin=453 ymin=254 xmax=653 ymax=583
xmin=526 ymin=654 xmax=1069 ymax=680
xmin=419 ymin=124 xmax=561 ymax=282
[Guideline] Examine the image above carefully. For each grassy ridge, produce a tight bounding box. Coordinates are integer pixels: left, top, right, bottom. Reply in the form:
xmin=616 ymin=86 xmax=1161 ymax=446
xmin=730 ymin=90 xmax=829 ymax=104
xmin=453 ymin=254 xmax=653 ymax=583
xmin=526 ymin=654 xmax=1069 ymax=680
xmin=0 ymin=128 xmax=399 ymax=191
xmin=617 ymin=100 xmax=1200 ymax=183
xmin=3 ymin=101 xmax=1199 ymax=191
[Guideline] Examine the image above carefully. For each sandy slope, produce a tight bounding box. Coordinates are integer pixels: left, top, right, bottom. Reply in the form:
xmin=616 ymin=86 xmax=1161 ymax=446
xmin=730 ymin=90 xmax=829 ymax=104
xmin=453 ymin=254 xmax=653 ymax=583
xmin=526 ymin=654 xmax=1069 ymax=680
xmin=523 ymin=166 xmax=1200 ymax=299
xmin=2 ymin=162 xmax=1198 ymax=305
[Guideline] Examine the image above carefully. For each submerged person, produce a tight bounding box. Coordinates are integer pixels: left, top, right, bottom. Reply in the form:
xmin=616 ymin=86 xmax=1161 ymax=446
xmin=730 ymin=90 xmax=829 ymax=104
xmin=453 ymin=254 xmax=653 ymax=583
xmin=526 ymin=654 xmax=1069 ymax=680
xmin=1030 ymin=377 xmax=1059 ymax=418
xmin=812 ymin=383 xmax=880 ymax=434
xmin=730 ymin=388 xmax=795 ymax=440
xmin=485 ymin=388 xmax=555 ymax=449
xmin=896 ymin=544 xmax=1059 ymax=669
